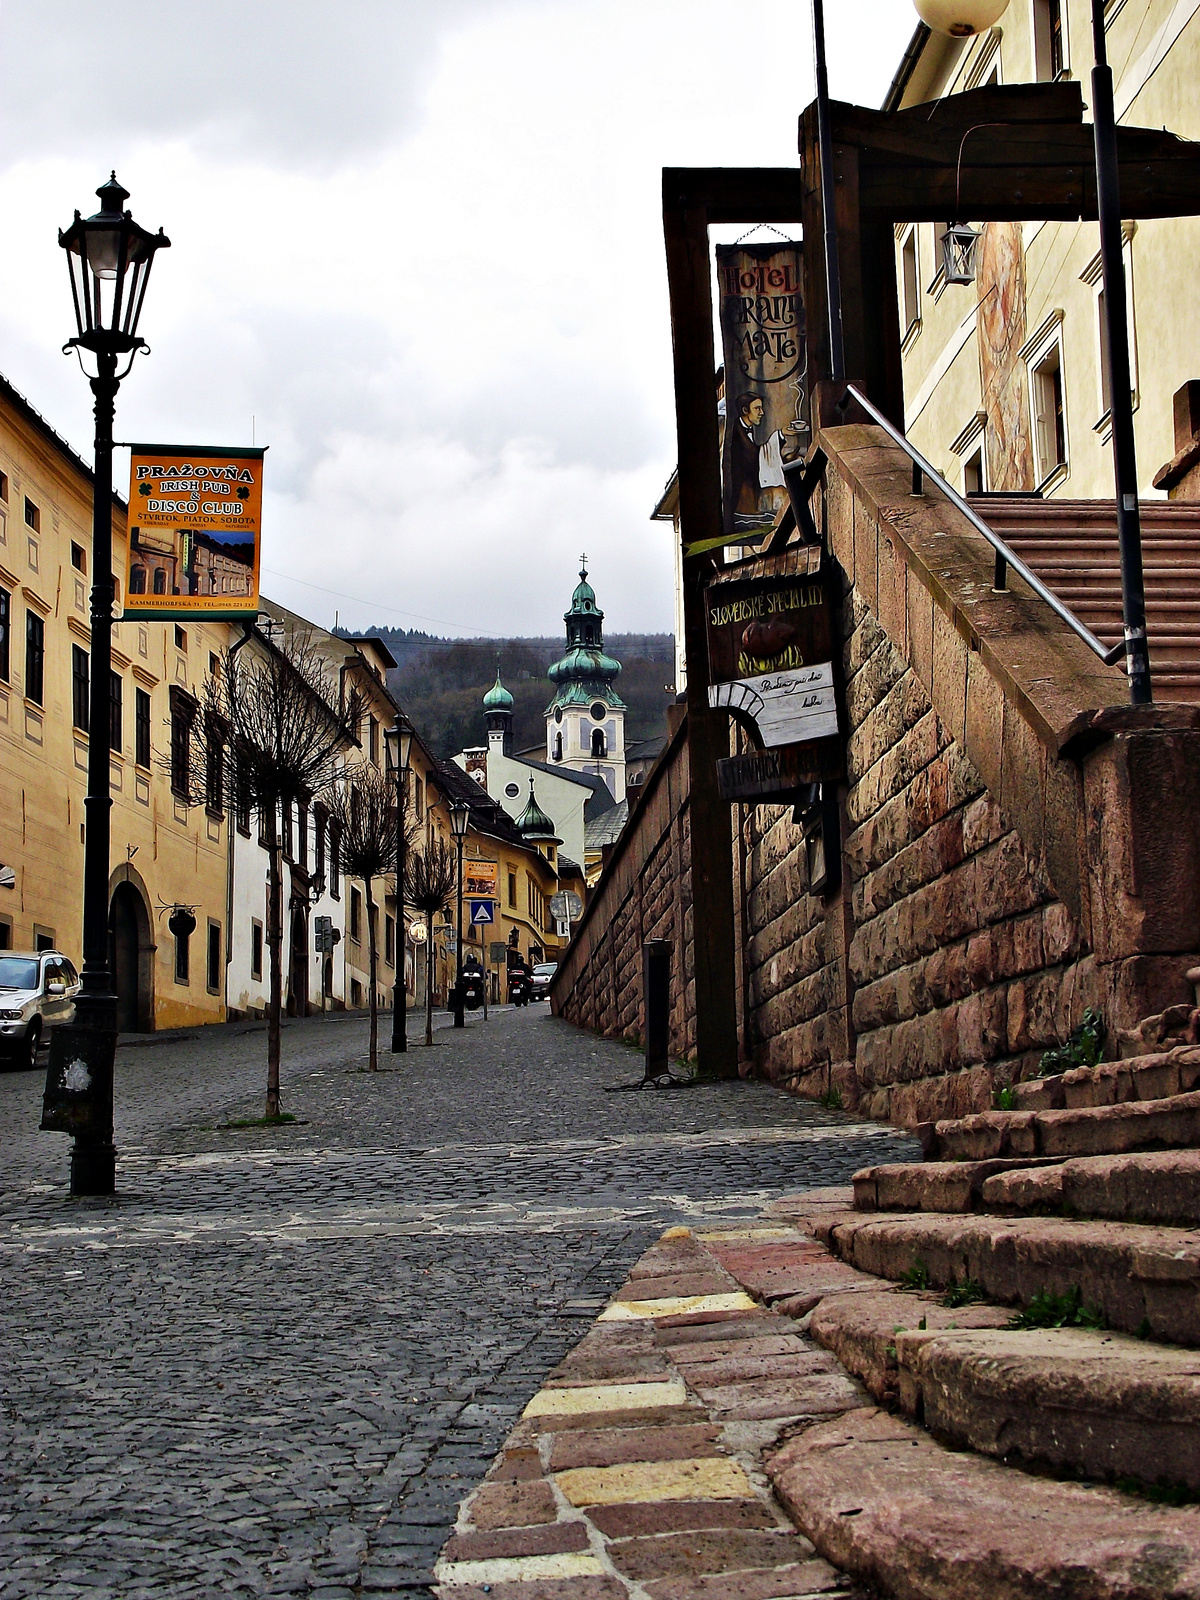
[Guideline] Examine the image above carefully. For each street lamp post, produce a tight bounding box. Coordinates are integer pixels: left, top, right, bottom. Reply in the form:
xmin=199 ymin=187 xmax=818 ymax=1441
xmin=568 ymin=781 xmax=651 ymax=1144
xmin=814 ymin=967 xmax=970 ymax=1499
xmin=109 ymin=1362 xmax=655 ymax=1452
xmin=449 ymin=798 xmax=470 ymax=1029
xmin=40 ymin=175 xmax=169 ymax=1198
xmin=384 ymin=719 xmax=413 ymax=1052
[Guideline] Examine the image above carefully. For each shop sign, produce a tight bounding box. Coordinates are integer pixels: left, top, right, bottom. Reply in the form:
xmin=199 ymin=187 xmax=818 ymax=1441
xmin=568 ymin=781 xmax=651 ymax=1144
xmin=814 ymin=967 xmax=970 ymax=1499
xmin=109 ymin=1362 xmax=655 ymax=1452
xmin=122 ymin=443 xmax=265 ymax=620
xmin=463 ymin=860 xmax=497 ymax=900
xmin=716 ymin=242 xmax=808 ymax=545
xmin=705 ymin=563 xmax=843 ymax=802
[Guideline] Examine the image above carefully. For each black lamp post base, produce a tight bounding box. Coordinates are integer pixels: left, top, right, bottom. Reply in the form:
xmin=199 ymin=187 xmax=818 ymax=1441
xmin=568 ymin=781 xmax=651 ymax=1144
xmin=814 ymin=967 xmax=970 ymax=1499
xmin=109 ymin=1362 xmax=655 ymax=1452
xmin=70 ymin=1138 xmax=117 ymax=1196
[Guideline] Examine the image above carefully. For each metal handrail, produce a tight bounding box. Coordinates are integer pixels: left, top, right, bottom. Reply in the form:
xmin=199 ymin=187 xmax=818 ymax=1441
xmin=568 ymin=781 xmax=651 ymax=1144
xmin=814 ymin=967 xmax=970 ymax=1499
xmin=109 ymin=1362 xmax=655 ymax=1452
xmin=843 ymin=384 xmax=1125 ymax=668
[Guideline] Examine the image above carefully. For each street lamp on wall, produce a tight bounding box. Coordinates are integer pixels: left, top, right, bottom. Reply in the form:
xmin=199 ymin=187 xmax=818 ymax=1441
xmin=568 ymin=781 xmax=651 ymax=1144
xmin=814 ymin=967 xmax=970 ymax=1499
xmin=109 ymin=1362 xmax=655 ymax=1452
xmin=941 ymin=221 xmax=982 ymax=285
xmin=449 ymin=798 xmax=471 ymax=1029
xmin=384 ymin=720 xmax=414 ymax=1053
xmin=40 ymin=176 xmax=169 ymax=1199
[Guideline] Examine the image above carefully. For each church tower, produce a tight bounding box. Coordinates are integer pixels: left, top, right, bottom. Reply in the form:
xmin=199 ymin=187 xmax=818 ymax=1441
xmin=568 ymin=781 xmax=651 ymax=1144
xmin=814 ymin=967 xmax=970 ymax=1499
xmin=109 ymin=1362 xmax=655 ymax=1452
xmin=483 ymin=666 xmax=514 ymax=759
xmin=545 ymin=558 xmax=626 ymax=799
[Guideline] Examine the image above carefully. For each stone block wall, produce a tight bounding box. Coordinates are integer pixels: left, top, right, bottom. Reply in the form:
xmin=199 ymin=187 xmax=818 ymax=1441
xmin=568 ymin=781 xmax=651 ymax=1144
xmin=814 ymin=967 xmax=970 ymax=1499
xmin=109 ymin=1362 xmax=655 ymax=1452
xmin=553 ymin=424 xmax=1200 ymax=1125
xmin=552 ymin=721 xmax=697 ymax=1061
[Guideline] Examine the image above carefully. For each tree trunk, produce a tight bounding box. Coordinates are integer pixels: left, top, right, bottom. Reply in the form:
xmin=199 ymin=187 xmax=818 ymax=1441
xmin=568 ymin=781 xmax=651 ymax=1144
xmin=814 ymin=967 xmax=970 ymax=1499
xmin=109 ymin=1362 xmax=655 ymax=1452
xmin=365 ymin=874 xmax=378 ymax=1071
xmin=425 ymin=931 xmax=435 ymax=1046
xmin=266 ymin=818 xmax=283 ymax=1119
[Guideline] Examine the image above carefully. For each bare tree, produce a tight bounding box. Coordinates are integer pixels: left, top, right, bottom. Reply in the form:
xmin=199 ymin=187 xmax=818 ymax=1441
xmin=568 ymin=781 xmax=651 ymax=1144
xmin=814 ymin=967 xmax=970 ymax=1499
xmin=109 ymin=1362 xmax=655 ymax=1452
xmin=178 ymin=628 xmax=362 ymax=1119
xmin=321 ymin=764 xmax=418 ymax=1071
xmin=406 ymin=837 xmax=458 ymax=1046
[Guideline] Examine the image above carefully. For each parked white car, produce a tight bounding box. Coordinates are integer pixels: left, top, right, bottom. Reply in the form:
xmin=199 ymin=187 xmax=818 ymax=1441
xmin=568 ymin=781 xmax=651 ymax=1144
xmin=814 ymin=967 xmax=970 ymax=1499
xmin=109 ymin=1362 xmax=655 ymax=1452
xmin=530 ymin=962 xmax=558 ymax=1001
xmin=0 ymin=951 xmax=79 ymax=1070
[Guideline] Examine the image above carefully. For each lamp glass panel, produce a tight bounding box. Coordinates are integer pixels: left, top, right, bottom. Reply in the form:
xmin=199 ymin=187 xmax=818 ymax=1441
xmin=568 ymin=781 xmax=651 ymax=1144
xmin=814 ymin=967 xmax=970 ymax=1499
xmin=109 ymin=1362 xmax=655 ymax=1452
xmin=85 ymin=228 xmax=122 ymax=279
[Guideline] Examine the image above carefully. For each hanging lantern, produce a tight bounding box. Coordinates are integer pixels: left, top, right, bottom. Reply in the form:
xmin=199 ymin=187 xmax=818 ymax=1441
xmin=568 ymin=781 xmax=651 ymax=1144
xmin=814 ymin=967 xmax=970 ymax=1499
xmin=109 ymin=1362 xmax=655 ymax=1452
xmin=914 ymin=0 xmax=1008 ymax=37
xmin=942 ymin=221 xmax=982 ymax=285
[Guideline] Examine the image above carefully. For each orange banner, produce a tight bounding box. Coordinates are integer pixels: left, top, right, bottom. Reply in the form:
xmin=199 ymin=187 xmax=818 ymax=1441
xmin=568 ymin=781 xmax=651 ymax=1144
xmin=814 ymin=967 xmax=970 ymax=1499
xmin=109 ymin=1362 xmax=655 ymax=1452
xmin=122 ymin=443 xmax=265 ymax=619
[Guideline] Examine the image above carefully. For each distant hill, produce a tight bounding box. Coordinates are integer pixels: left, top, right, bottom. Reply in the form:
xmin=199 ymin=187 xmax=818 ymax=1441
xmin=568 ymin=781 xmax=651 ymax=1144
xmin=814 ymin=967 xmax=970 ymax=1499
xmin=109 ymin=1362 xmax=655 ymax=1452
xmin=347 ymin=629 xmax=677 ymax=758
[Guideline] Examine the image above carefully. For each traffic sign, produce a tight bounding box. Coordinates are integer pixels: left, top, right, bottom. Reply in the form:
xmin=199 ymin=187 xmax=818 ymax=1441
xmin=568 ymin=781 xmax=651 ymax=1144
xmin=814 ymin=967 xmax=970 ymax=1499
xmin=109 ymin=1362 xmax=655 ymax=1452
xmin=469 ymin=900 xmax=495 ymax=925
xmin=550 ymin=891 xmax=583 ymax=922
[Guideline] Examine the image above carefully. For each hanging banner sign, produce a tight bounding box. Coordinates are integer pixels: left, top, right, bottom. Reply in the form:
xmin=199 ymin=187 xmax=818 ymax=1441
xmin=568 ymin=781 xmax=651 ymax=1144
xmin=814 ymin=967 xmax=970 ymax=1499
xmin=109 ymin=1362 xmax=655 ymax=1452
xmin=715 ymin=243 xmax=808 ymax=546
xmin=706 ymin=561 xmax=842 ymax=801
xmin=463 ymin=860 xmax=498 ymax=900
xmin=122 ymin=443 xmax=265 ymax=621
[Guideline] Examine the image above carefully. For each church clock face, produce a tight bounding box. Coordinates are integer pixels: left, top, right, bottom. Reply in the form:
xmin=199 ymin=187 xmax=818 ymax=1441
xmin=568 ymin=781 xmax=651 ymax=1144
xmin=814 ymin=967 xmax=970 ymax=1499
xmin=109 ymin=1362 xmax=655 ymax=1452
xmin=590 ymin=701 xmax=606 ymax=720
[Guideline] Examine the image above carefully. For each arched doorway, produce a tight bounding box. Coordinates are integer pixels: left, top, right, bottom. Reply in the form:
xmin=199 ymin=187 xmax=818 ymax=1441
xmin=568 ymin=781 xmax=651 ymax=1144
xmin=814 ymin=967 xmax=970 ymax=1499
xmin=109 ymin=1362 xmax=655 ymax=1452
xmin=109 ymin=880 xmax=154 ymax=1032
xmin=288 ymin=908 xmax=309 ymax=1016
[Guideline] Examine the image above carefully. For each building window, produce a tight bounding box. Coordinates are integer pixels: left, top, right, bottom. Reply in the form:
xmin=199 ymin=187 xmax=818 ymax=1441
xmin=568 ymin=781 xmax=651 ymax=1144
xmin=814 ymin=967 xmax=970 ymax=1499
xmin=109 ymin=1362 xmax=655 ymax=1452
xmin=25 ymin=612 xmax=44 ymax=705
xmin=329 ymin=821 xmax=341 ymax=899
xmin=23 ymin=497 xmax=39 ymax=533
xmin=129 ymin=564 xmax=147 ymax=594
xmin=207 ymin=920 xmax=221 ymax=994
xmin=368 ymin=715 xmax=379 ymax=766
xmin=205 ymin=721 xmax=224 ymax=816
xmin=297 ymin=802 xmax=309 ymax=871
xmin=281 ymin=801 xmax=293 ymax=862
xmin=1031 ymin=342 xmax=1067 ymax=486
xmin=552 ymin=732 xmax=563 ymax=762
xmin=109 ymin=672 xmax=122 ymax=753
xmin=0 ymin=919 xmax=11 ymax=950
xmin=385 ymin=913 xmax=395 ymax=966
xmin=964 ymin=448 xmax=986 ymax=495
xmin=0 ymin=587 xmax=8 ymax=681
xmin=135 ymin=688 xmax=151 ymax=768
xmin=175 ymin=625 xmax=187 ymax=651
xmin=235 ymin=765 xmax=252 ymax=836
xmin=350 ymin=885 xmax=362 ymax=943
xmin=72 ymin=644 xmax=90 ymax=731
xmin=174 ymin=924 xmax=190 ymax=984
xmin=170 ymin=688 xmax=196 ymax=797
xmin=153 ymin=568 xmax=166 ymax=594
xmin=508 ymin=871 xmax=517 ymax=908
xmin=71 ymin=541 xmax=87 ymax=573
xmin=251 ymin=918 xmax=263 ymax=980
xmin=900 ymin=227 xmax=920 ymax=341
xmin=351 ymin=978 xmax=363 ymax=1008
xmin=314 ymin=803 xmax=326 ymax=882
xmin=0 ymin=471 xmax=7 ymax=502
xmin=591 ymin=728 xmax=606 ymax=759
xmin=257 ymin=801 xmax=270 ymax=848
xmin=1033 ymin=0 xmax=1065 ymax=81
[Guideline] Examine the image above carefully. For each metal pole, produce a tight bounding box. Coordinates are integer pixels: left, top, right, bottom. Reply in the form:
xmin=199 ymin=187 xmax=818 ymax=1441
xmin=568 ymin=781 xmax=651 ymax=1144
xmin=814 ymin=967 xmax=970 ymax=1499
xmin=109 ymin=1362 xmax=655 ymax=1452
xmin=390 ymin=754 xmax=407 ymax=1052
xmin=72 ymin=352 xmax=120 ymax=1195
xmin=453 ymin=836 xmax=465 ymax=1028
xmin=1090 ymin=0 xmax=1152 ymax=705
xmin=812 ymin=0 xmax=845 ymax=380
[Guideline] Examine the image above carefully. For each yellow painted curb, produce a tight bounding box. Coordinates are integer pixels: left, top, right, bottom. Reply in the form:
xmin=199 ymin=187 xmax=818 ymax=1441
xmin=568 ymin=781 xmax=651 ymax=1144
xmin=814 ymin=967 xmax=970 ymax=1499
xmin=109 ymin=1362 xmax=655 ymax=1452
xmin=600 ymin=1291 xmax=757 ymax=1320
xmin=556 ymin=1455 xmax=757 ymax=1506
xmin=522 ymin=1379 xmax=688 ymax=1417
xmin=435 ymin=1552 xmax=607 ymax=1585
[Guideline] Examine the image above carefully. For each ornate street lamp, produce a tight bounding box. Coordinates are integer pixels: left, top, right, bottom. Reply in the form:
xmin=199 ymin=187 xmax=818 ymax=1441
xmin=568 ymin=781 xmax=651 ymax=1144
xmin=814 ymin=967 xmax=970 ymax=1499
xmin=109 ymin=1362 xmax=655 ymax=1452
xmin=384 ymin=719 xmax=414 ymax=1052
xmin=41 ymin=176 xmax=169 ymax=1198
xmin=941 ymin=220 xmax=982 ymax=285
xmin=448 ymin=798 xmax=471 ymax=1029
xmin=914 ymin=0 xmax=1008 ymax=37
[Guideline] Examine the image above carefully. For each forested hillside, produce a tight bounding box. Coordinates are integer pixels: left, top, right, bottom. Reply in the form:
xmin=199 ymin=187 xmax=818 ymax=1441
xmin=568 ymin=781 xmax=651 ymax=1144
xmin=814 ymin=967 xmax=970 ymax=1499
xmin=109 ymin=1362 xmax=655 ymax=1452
xmin=346 ymin=630 xmax=677 ymax=758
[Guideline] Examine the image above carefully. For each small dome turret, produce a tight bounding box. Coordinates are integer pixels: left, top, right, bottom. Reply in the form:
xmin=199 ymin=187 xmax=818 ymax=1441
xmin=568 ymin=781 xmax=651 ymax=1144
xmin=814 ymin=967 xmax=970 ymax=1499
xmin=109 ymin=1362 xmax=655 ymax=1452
xmin=482 ymin=668 xmax=514 ymax=711
xmin=517 ymin=777 xmax=560 ymax=843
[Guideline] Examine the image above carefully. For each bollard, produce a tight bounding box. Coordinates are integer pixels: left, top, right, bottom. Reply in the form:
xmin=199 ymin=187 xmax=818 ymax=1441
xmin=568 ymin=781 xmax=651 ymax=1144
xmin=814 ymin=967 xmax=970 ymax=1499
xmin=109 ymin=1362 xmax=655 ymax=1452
xmin=643 ymin=939 xmax=672 ymax=1082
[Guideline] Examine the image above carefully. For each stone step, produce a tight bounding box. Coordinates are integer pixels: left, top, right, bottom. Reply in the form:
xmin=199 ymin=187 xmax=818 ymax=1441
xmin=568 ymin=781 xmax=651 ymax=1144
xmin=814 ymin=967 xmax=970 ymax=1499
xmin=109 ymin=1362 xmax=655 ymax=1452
xmin=922 ymin=1087 xmax=1200 ymax=1162
xmin=983 ymin=1148 xmax=1200 ymax=1227
xmin=811 ymin=1209 xmax=1200 ymax=1343
xmin=1011 ymin=1044 xmax=1200 ymax=1112
xmin=809 ymin=1286 xmax=1200 ymax=1491
xmin=853 ymin=1158 xmax=1064 ymax=1215
xmin=769 ymin=1405 xmax=1200 ymax=1599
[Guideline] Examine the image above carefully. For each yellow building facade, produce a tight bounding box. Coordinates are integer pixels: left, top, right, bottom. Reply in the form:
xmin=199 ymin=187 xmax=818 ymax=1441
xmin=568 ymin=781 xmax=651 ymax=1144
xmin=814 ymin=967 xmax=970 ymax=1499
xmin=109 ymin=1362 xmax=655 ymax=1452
xmin=0 ymin=375 xmax=231 ymax=1030
xmin=891 ymin=2 xmax=1200 ymax=501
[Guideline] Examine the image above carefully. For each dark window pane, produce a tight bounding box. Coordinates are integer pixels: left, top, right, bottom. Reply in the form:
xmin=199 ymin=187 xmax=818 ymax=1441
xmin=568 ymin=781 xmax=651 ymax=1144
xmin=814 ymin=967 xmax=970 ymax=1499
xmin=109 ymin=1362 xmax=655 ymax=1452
xmin=207 ymin=922 xmax=221 ymax=992
xmin=109 ymin=672 xmax=122 ymax=753
xmin=135 ymin=689 xmax=151 ymax=768
xmin=72 ymin=645 xmax=89 ymax=731
xmin=0 ymin=588 xmax=9 ymax=682
xmin=25 ymin=612 xmax=43 ymax=705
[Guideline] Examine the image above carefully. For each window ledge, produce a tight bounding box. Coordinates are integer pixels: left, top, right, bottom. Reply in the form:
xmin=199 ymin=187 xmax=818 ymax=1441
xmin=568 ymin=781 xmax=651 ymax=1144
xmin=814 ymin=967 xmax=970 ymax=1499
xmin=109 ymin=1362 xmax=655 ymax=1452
xmin=1035 ymin=461 xmax=1070 ymax=496
xmin=901 ymin=317 xmax=923 ymax=355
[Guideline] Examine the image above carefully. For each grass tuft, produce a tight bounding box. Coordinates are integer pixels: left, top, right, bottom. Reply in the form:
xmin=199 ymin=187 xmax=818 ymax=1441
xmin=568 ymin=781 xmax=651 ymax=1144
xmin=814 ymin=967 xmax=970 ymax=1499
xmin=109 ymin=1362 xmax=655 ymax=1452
xmin=942 ymin=1277 xmax=987 ymax=1308
xmin=1009 ymin=1285 xmax=1106 ymax=1330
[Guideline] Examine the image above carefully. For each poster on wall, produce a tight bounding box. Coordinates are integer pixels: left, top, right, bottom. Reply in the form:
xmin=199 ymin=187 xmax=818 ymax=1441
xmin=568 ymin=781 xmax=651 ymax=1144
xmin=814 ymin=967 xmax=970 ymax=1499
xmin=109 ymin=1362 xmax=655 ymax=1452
xmin=463 ymin=860 xmax=498 ymax=901
xmin=122 ymin=444 xmax=265 ymax=620
xmin=716 ymin=242 xmax=807 ymax=542
xmin=705 ymin=562 xmax=842 ymax=801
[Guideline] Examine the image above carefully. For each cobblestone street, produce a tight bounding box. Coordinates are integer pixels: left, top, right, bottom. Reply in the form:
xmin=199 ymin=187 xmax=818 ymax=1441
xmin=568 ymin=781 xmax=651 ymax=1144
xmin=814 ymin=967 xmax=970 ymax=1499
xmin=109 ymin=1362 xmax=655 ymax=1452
xmin=0 ymin=1007 xmax=918 ymax=1598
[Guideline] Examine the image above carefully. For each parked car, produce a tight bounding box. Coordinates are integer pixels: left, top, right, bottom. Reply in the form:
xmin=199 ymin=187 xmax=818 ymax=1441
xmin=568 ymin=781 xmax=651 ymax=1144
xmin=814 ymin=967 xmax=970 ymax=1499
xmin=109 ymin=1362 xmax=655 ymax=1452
xmin=529 ymin=962 xmax=557 ymax=1001
xmin=0 ymin=950 xmax=80 ymax=1070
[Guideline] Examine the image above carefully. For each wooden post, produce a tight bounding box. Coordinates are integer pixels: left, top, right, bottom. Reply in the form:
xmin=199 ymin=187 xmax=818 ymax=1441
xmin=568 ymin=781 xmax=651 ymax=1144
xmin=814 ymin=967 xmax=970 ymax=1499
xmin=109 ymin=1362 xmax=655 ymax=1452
xmin=662 ymin=188 xmax=739 ymax=1080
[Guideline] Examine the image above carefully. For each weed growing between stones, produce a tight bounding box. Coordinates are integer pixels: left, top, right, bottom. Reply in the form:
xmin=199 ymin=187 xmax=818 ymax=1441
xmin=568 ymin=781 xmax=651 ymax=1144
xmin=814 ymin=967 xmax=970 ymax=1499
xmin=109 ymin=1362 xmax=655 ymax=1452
xmin=1009 ymin=1285 xmax=1106 ymax=1330
xmin=1038 ymin=1008 xmax=1104 ymax=1077
xmin=994 ymin=1086 xmax=1018 ymax=1110
xmin=943 ymin=1276 xmax=986 ymax=1308
xmin=819 ymin=1087 xmax=843 ymax=1110
xmin=901 ymin=1258 xmax=931 ymax=1291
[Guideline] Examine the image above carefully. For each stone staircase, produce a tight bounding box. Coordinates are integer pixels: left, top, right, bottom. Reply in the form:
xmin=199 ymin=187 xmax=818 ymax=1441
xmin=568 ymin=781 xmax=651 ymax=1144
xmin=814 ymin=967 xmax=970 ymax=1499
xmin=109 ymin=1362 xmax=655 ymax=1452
xmin=981 ymin=497 xmax=1200 ymax=703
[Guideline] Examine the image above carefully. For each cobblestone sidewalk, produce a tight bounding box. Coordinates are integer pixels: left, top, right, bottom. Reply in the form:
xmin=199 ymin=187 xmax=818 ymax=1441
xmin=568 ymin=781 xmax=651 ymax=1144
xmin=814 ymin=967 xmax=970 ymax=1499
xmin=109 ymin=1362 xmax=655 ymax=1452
xmin=0 ymin=1008 xmax=917 ymax=1598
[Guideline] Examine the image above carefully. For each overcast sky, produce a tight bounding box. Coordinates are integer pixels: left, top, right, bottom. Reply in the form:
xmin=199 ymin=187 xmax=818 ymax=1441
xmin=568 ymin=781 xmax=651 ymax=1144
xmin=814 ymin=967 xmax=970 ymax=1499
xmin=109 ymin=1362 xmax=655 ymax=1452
xmin=0 ymin=1 xmax=915 ymax=638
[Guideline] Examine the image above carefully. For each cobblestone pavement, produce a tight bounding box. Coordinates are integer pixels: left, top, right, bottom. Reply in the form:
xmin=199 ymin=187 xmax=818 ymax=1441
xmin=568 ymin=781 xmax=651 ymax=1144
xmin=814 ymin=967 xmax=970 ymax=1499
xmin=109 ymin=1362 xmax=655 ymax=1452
xmin=0 ymin=1006 xmax=918 ymax=1598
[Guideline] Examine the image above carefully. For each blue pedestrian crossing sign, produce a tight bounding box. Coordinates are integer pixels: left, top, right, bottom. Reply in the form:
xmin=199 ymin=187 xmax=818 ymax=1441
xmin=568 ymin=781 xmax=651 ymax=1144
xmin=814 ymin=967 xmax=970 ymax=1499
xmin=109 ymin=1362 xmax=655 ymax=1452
xmin=469 ymin=900 xmax=495 ymax=925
